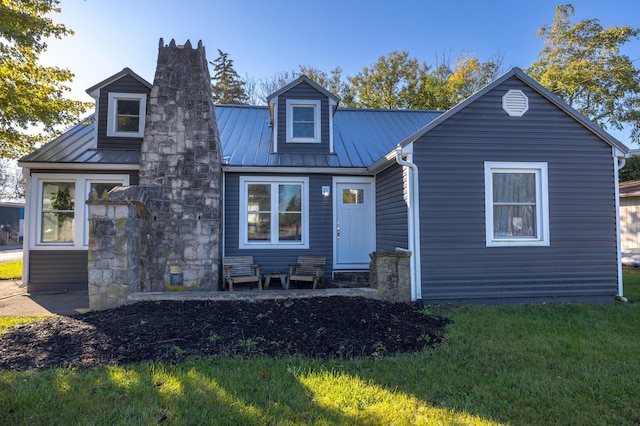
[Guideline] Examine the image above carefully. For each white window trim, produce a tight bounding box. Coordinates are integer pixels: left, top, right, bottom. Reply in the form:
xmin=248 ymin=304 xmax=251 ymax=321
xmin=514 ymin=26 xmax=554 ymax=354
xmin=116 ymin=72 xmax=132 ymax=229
xmin=29 ymin=173 xmax=129 ymax=250
xmin=286 ymin=99 xmax=321 ymax=143
xmin=239 ymin=176 xmax=309 ymax=249
xmin=106 ymin=92 xmax=146 ymax=138
xmin=484 ymin=161 xmax=550 ymax=247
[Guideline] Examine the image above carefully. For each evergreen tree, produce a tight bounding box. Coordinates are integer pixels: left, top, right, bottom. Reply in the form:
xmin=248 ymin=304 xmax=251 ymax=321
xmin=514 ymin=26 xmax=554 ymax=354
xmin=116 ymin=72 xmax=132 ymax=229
xmin=210 ymin=49 xmax=248 ymax=104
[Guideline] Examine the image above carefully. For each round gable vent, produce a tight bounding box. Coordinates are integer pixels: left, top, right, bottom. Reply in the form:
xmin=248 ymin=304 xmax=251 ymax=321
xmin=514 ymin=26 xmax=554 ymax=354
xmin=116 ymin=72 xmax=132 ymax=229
xmin=502 ymin=89 xmax=529 ymax=117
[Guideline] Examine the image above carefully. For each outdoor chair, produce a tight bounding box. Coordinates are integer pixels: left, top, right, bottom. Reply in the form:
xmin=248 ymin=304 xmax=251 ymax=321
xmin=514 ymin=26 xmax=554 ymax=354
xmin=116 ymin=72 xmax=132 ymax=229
xmin=287 ymin=256 xmax=326 ymax=289
xmin=222 ymin=256 xmax=262 ymax=291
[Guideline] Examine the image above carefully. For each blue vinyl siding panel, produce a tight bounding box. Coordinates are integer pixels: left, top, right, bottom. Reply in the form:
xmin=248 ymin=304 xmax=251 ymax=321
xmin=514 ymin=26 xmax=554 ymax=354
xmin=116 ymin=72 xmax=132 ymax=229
xmin=97 ymin=75 xmax=151 ymax=151
xmin=376 ymin=163 xmax=409 ymax=251
xmin=28 ymin=250 xmax=88 ymax=292
xmin=275 ymin=82 xmax=331 ymax=154
xmin=224 ymin=173 xmax=333 ymax=278
xmin=415 ymin=77 xmax=619 ymax=304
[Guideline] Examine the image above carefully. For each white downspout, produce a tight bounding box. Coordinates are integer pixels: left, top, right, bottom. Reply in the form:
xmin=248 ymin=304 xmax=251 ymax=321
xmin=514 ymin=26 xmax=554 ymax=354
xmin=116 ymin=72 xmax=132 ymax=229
xmin=395 ymin=145 xmax=421 ymax=301
xmin=21 ymin=167 xmax=30 ymax=287
xmin=615 ymin=154 xmax=627 ymax=301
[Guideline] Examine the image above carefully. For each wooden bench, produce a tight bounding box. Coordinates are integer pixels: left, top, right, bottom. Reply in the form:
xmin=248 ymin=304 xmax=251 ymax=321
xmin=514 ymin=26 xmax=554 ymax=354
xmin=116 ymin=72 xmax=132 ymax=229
xmin=287 ymin=256 xmax=326 ymax=289
xmin=222 ymin=256 xmax=262 ymax=291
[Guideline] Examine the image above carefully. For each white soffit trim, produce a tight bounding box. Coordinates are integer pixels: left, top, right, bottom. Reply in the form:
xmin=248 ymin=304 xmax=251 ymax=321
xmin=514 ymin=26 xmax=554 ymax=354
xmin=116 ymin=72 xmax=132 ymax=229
xmin=502 ymin=89 xmax=529 ymax=117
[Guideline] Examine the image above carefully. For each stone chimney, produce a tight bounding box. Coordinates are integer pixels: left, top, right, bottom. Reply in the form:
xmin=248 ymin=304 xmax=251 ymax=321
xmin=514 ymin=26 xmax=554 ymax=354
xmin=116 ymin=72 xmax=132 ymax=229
xmin=139 ymin=38 xmax=222 ymax=291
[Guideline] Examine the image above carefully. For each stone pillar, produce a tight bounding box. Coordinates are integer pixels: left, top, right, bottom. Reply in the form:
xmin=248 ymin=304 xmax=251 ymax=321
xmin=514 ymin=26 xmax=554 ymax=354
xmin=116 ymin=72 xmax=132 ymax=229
xmin=369 ymin=251 xmax=412 ymax=302
xmin=138 ymin=39 xmax=223 ymax=291
xmin=87 ymin=194 xmax=144 ymax=310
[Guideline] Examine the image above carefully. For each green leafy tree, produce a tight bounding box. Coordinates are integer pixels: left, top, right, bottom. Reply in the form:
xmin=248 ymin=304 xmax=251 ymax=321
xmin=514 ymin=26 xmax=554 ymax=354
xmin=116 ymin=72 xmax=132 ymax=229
xmin=528 ymin=4 xmax=640 ymax=143
xmin=619 ymin=155 xmax=640 ymax=182
xmin=447 ymin=53 xmax=503 ymax=101
xmin=298 ymin=65 xmax=351 ymax=103
xmin=210 ymin=49 xmax=248 ymax=104
xmin=346 ymin=51 xmax=502 ymax=110
xmin=0 ymin=0 xmax=89 ymax=158
xmin=347 ymin=51 xmax=425 ymax=109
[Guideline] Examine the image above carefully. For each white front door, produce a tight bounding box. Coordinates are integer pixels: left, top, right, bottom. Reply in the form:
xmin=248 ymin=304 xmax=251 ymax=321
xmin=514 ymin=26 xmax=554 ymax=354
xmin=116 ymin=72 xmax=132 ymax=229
xmin=334 ymin=179 xmax=374 ymax=269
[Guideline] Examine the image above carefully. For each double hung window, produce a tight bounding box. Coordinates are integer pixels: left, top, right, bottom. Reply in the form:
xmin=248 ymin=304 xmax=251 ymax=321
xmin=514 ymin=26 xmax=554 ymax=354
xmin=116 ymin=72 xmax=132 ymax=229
xmin=240 ymin=176 xmax=309 ymax=248
xmin=484 ymin=162 xmax=549 ymax=246
xmin=286 ymin=99 xmax=321 ymax=143
xmin=41 ymin=182 xmax=75 ymax=243
xmin=32 ymin=174 xmax=128 ymax=247
xmin=107 ymin=93 xmax=146 ymax=137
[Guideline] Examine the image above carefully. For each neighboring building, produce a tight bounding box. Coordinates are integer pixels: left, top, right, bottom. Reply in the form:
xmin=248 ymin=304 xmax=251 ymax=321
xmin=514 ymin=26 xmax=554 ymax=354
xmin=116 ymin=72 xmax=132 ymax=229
xmin=620 ymin=180 xmax=640 ymax=252
xmin=18 ymin=42 xmax=629 ymax=303
xmin=0 ymin=200 xmax=24 ymax=245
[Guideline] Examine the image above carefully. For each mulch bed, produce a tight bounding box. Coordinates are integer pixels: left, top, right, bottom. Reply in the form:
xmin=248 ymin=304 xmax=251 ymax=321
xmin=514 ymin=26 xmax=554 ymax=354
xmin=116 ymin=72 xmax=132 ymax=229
xmin=0 ymin=296 xmax=450 ymax=371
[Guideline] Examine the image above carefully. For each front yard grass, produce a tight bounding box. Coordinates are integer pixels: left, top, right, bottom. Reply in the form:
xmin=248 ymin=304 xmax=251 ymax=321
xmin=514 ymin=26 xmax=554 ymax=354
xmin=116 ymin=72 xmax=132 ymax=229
xmin=0 ymin=272 xmax=639 ymax=425
xmin=0 ymin=260 xmax=21 ymax=280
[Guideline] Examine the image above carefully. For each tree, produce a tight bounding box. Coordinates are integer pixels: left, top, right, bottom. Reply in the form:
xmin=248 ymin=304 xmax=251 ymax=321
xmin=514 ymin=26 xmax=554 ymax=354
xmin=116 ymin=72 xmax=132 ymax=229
xmin=346 ymin=50 xmax=503 ymax=110
xmin=619 ymin=155 xmax=640 ymax=182
xmin=0 ymin=0 xmax=90 ymax=158
xmin=210 ymin=49 xmax=248 ymax=104
xmin=347 ymin=51 xmax=425 ymax=109
xmin=298 ymin=65 xmax=351 ymax=102
xmin=528 ymin=4 xmax=640 ymax=143
xmin=446 ymin=53 xmax=503 ymax=102
xmin=0 ymin=159 xmax=25 ymax=199
xmin=259 ymin=70 xmax=297 ymax=99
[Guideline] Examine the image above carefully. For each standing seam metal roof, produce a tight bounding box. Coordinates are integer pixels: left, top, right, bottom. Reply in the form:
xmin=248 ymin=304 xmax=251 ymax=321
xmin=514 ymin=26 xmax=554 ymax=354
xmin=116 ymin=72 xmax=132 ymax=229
xmin=20 ymin=107 xmax=443 ymax=169
xmin=218 ymin=105 xmax=442 ymax=168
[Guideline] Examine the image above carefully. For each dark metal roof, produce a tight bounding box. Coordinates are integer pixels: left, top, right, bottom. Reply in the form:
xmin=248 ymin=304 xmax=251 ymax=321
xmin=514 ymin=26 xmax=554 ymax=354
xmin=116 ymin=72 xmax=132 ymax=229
xmin=19 ymin=114 xmax=140 ymax=168
xmin=217 ymin=105 xmax=442 ymax=168
xmin=20 ymin=107 xmax=442 ymax=170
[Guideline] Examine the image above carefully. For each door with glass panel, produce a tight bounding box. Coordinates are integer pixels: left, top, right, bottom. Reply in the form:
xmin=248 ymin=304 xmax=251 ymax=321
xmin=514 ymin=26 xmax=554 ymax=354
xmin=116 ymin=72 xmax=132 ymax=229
xmin=335 ymin=181 xmax=373 ymax=267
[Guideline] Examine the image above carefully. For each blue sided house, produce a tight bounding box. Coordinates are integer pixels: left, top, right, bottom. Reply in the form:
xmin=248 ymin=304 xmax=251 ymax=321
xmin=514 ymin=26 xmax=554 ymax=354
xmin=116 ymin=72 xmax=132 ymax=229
xmin=19 ymin=40 xmax=629 ymax=305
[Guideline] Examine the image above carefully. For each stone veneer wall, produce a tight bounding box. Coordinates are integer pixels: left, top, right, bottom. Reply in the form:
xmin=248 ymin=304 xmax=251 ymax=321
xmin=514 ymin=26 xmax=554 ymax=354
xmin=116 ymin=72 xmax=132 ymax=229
xmin=138 ymin=39 xmax=222 ymax=292
xmin=369 ymin=251 xmax=412 ymax=302
xmin=87 ymin=192 xmax=145 ymax=310
xmin=87 ymin=39 xmax=223 ymax=310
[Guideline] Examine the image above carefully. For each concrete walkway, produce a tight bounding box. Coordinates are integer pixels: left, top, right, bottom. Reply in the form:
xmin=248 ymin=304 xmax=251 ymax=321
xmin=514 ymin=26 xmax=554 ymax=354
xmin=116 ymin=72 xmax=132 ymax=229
xmin=0 ymin=279 xmax=90 ymax=317
xmin=0 ymin=277 xmax=377 ymax=317
xmin=128 ymin=287 xmax=378 ymax=303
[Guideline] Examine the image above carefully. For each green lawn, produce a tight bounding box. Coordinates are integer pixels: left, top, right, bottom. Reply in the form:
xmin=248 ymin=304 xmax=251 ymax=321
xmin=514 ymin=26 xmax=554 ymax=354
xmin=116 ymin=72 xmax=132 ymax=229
xmin=0 ymin=272 xmax=639 ymax=424
xmin=0 ymin=259 xmax=21 ymax=280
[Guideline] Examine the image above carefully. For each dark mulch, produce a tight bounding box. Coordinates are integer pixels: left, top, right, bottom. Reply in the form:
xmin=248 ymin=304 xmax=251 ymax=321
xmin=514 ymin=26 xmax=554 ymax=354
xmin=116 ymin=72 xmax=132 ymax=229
xmin=0 ymin=296 xmax=450 ymax=371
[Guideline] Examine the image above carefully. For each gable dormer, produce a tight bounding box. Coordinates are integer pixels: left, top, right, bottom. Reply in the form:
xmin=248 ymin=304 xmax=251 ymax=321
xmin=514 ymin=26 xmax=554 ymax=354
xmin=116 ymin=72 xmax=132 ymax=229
xmin=86 ymin=68 xmax=152 ymax=151
xmin=267 ymin=76 xmax=340 ymax=154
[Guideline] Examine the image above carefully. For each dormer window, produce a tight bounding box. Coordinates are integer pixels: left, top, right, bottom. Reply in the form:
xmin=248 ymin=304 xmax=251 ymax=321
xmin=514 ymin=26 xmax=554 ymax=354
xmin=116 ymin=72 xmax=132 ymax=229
xmin=286 ymin=99 xmax=321 ymax=143
xmin=107 ymin=92 xmax=146 ymax=137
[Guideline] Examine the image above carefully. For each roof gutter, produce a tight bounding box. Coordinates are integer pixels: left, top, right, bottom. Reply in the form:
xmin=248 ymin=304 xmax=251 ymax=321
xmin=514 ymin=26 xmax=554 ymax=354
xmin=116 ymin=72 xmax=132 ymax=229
xmin=18 ymin=162 xmax=139 ymax=171
xmin=222 ymin=166 xmax=370 ymax=175
xmin=395 ymin=144 xmax=421 ymax=302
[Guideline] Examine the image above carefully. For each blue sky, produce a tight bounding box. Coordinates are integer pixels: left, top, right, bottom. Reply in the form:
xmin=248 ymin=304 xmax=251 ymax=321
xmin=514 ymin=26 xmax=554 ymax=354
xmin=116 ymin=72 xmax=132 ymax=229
xmin=41 ymin=0 xmax=640 ymax=143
